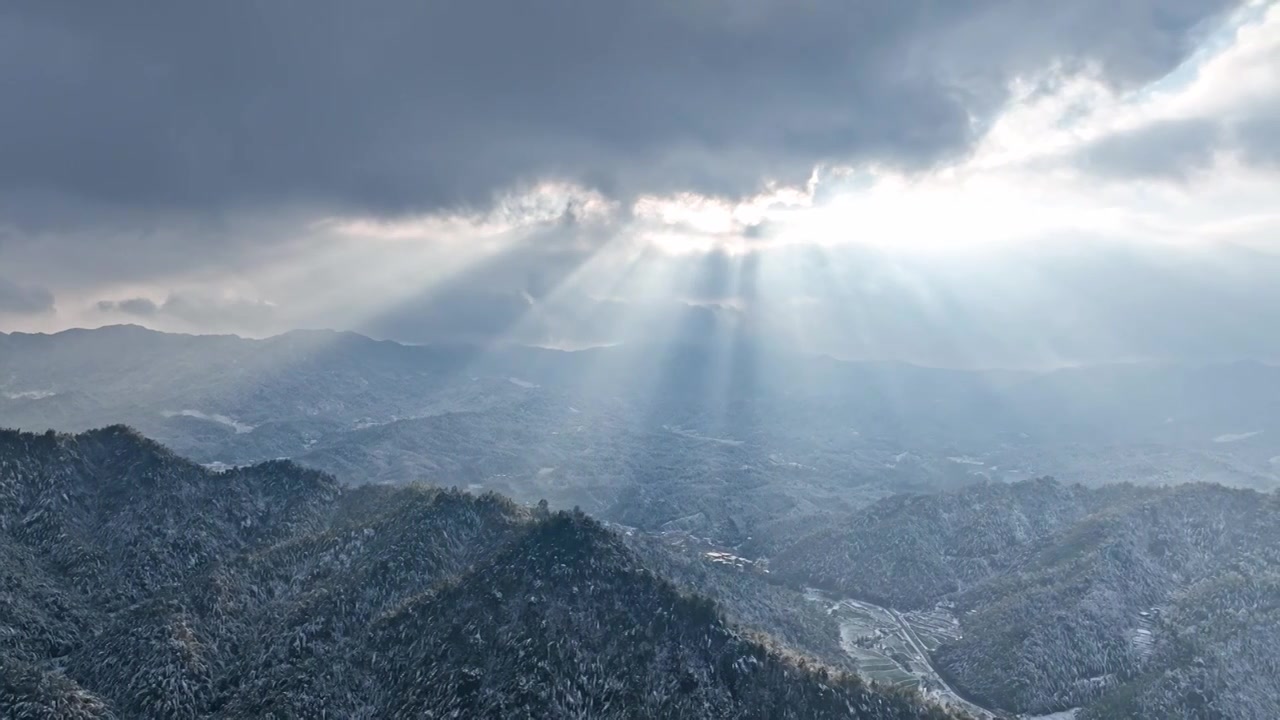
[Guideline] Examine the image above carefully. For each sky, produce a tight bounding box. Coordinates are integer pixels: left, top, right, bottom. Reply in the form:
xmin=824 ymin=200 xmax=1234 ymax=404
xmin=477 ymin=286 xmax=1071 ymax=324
xmin=1 ymin=0 xmax=1278 ymax=368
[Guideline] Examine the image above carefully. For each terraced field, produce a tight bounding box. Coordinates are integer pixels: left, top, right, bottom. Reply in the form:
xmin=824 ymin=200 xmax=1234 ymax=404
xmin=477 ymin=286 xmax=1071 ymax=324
xmin=904 ymin=606 xmax=964 ymax=652
xmin=805 ymin=589 xmax=999 ymax=718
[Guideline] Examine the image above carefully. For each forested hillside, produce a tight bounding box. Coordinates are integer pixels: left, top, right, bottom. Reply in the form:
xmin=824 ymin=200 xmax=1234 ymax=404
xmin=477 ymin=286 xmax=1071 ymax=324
xmin=0 ymin=427 xmax=959 ymax=719
xmin=774 ymin=479 xmax=1280 ymax=717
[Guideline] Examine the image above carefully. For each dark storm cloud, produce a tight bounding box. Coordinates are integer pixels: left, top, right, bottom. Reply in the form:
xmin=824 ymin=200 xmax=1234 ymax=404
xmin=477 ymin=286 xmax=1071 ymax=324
xmin=0 ymin=0 xmax=1239 ymax=224
xmin=0 ymin=277 xmax=55 ymax=315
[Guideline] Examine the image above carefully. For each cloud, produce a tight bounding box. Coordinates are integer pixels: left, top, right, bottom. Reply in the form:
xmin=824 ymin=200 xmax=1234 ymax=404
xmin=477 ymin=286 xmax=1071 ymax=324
xmin=1068 ymin=2 xmax=1280 ymax=181
xmin=95 ymin=292 xmax=275 ymax=333
xmin=0 ymin=0 xmax=1239 ymax=226
xmin=1233 ymin=96 xmax=1280 ymax=167
xmin=0 ymin=276 xmax=55 ymax=315
xmin=96 ymin=297 xmax=159 ymax=316
xmin=157 ymin=294 xmax=275 ymax=329
xmin=1076 ymin=118 xmax=1224 ymax=180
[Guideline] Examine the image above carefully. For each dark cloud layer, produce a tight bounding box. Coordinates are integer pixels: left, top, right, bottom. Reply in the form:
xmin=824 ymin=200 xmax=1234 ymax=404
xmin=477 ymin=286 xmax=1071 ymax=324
xmin=1 ymin=0 xmax=1238 ymax=224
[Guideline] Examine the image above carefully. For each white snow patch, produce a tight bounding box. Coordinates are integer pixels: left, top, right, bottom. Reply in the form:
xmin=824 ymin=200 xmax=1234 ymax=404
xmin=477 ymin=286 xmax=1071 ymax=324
xmin=536 ymin=467 xmax=556 ymax=477
xmin=947 ymin=455 xmax=985 ymax=466
xmin=1213 ymin=430 xmax=1262 ymax=443
xmin=162 ymin=409 xmax=256 ymax=434
xmin=507 ymin=376 xmax=539 ymax=388
xmin=1131 ymin=626 xmax=1155 ymax=658
xmin=704 ymin=551 xmax=756 ymax=570
xmin=663 ymin=425 xmax=744 ymax=446
xmin=2 ymin=390 xmax=57 ymax=400
xmin=1024 ymin=710 xmax=1079 ymax=720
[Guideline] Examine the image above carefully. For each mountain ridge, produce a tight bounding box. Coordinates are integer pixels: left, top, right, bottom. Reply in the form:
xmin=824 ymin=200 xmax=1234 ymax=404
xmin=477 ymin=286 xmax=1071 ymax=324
xmin=0 ymin=426 xmax=961 ymax=719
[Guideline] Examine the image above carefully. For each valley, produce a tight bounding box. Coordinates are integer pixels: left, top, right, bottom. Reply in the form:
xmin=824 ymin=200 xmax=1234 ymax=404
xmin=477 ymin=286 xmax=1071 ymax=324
xmin=3 ymin=327 xmax=1280 ymax=718
xmin=803 ymin=590 xmax=994 ymax=718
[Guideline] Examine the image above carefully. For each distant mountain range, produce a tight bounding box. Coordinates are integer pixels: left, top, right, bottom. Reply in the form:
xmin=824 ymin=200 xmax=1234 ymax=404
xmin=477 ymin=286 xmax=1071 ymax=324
xmin=0 ymin=426 xmax=958 ymax=719
xmin=3 ymin=325 xmax=1277 ymax=544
